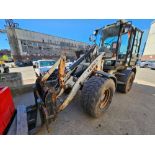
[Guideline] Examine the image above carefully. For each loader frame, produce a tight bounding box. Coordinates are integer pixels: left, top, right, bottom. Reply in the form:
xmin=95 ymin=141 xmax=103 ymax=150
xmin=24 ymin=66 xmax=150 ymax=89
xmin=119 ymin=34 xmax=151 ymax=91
xmin=32 ymin=20 xmax=143 ymax=132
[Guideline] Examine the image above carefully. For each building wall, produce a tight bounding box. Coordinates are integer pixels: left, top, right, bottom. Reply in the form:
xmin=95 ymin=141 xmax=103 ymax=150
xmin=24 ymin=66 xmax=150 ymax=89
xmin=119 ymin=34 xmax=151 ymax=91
xmin=142 ymin=21 xmax=155 ymax=60
xmin=6 ymin=27 xmax=88 ymax=61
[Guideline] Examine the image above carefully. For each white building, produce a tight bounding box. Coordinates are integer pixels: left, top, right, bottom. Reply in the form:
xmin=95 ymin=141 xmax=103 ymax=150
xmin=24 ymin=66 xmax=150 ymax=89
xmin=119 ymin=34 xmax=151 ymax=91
xmin=6 ymin=27 xmax=87 ymax=62
xmin=142 ymin=21 xmax=155 ymax=60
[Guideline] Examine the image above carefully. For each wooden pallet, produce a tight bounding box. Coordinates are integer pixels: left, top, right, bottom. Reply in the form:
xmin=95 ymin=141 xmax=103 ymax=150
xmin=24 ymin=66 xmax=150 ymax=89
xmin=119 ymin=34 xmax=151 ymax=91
xmin=7 ymin=105 xmax=28 ymax=135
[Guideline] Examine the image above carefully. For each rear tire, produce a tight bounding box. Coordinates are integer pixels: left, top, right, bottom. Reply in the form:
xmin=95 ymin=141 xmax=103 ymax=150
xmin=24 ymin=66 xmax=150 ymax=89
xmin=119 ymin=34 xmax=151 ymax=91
xmin=117 ymin=71 xmax=135 ymax=93
xmin=81 ymin=76 xmax=115 ymax=118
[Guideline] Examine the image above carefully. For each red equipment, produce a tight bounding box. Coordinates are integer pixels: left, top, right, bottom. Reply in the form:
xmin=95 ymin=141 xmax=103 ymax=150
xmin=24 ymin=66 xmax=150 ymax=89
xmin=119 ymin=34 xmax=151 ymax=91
xmin=0 ymin=86 xmax=15 ymax=134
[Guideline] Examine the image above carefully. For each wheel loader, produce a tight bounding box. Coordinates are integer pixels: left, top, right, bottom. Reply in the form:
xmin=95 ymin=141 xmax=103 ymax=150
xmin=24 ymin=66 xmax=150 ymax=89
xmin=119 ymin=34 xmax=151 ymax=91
xmin=28 ymin=20 xmax=143 ymax=133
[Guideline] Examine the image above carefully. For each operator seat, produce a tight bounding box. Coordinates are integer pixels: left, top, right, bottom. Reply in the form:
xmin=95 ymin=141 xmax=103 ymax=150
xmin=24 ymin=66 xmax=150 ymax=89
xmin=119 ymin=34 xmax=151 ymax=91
xmin=99 ymin=46 xmax=117 ymax=70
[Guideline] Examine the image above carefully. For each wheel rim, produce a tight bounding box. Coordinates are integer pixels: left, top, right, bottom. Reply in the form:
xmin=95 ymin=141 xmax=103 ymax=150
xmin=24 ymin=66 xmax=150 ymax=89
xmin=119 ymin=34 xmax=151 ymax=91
xmin=99 ymin=88 xmax=111 ymax=109
xmin=126 ymin=75 xmax=134 ymax=91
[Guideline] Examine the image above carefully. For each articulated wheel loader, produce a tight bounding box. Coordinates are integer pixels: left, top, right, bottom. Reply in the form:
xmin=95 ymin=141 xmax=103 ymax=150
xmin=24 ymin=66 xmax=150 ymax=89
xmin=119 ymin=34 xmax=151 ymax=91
xmin=27 ymin=20 xmax=143 ymax=133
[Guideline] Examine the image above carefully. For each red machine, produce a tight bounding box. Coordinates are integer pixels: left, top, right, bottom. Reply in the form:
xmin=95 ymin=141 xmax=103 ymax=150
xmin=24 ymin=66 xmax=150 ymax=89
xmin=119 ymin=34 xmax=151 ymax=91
xmin=0 ymin=86 xmax=15 ymax=134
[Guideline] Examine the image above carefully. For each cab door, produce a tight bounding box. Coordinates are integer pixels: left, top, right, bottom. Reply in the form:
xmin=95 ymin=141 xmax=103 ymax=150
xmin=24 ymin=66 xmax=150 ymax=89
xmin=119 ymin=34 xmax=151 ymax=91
xmin=129 ymin=29 xmax=143 ymax=66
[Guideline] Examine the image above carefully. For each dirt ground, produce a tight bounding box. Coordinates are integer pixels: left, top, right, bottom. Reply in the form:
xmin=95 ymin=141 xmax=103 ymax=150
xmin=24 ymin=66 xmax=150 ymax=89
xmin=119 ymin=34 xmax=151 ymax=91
xmin=13 ymin=67 xmax=155 ymax=134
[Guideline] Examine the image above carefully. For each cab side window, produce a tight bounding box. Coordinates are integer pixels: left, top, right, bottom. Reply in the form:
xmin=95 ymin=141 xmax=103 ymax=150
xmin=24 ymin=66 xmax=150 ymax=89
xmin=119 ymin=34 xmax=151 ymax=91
xmin=118 ymin=33 xmax=129 ymax=60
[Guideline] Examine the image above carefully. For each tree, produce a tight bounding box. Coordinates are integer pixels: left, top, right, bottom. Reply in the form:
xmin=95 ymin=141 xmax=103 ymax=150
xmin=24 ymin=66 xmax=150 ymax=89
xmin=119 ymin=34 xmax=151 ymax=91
xmin=0 ymin=55 xmax=9 ymax=61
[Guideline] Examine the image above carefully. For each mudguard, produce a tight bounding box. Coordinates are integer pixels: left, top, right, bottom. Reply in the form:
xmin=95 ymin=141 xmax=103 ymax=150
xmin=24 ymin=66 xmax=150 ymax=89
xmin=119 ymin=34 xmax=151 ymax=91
xmin=95 ymin=71 xmax=117 ymax=88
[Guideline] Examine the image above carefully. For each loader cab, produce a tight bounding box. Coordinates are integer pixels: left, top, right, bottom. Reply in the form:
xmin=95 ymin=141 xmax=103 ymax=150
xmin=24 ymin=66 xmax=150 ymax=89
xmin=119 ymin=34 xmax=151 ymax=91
xmin=92 ymin=20 xmax=143 ymax=71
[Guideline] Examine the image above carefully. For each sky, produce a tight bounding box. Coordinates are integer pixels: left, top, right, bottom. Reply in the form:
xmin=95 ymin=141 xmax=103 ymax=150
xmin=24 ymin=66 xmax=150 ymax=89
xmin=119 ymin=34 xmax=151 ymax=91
xmin=0 ymin=19 xmax=154 ymax=53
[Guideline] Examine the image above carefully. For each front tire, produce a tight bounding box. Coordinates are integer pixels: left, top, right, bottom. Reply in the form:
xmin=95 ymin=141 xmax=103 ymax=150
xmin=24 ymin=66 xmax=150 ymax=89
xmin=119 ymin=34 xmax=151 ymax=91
xmin=81 ymin=76 xmax=115 ymax=118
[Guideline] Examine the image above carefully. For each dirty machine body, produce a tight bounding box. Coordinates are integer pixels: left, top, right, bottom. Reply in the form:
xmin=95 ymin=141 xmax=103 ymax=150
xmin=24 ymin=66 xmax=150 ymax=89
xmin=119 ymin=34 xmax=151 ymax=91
xmin=30 ymin=20 xmax=143 ymax=132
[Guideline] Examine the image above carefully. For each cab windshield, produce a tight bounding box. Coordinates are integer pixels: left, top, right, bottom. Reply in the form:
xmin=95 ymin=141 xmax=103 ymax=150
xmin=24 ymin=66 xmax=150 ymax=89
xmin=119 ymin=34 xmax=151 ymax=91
xmin=95 ymin=24 xmax=120 ymax=50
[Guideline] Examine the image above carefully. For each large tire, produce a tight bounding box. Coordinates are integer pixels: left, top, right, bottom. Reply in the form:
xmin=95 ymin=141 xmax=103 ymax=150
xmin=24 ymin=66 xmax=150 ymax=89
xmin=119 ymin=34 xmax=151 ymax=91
xmin=81 ymin=76 xmax=115 ymax=118
xmin=117 ymin=71 xmax=135 ymax=93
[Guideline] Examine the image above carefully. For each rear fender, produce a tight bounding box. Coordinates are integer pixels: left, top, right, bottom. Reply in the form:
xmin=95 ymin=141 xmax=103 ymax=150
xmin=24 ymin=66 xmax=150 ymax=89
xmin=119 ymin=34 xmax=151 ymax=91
xmin=95 ymin=71 xmax=117 ymax=88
